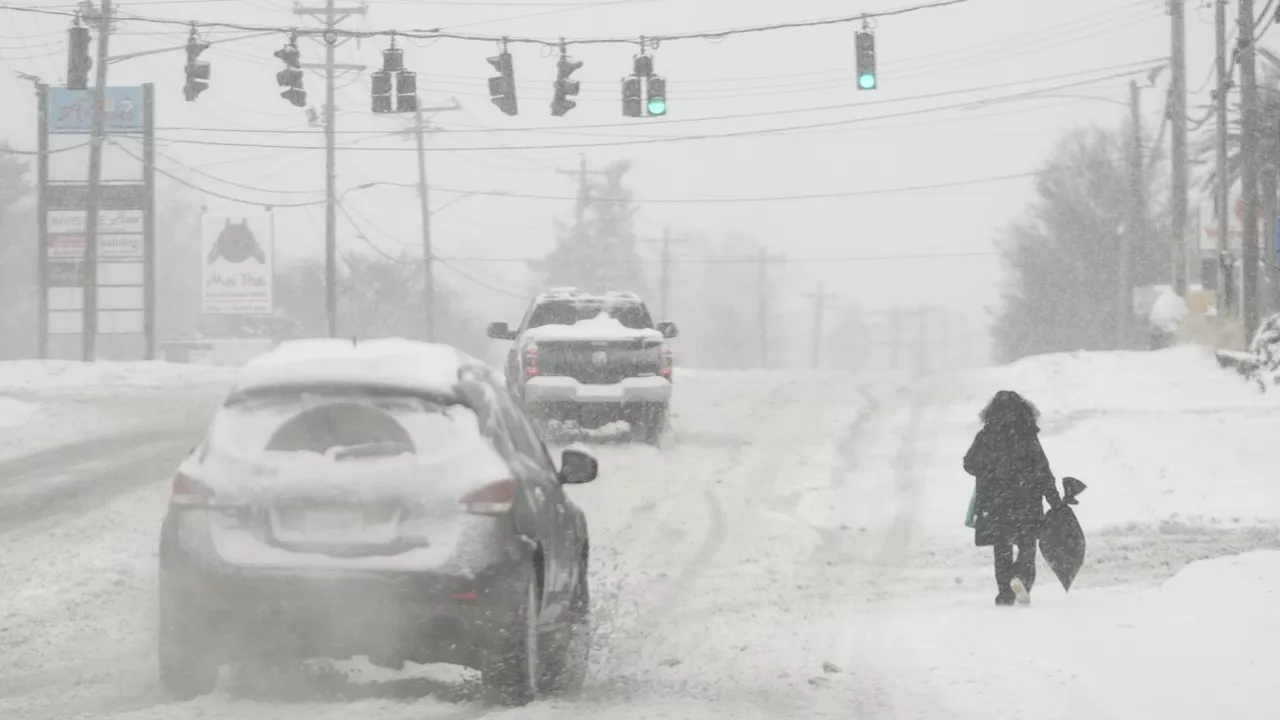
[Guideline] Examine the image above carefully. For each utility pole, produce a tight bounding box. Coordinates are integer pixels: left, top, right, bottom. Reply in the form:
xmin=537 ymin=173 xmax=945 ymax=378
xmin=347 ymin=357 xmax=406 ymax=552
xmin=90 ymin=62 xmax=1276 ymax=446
xmin=556 ymin=154 xmax=607 ymax=233
xmin=645 ymin=227 xmax=688 ymax=320
xmin=801 ymin=283 xmax=838 ymax=369
xmin=1170 ymin=0 xmax=1189 ymax=296
xmin=295 ymin=1 xmax=365 ymax=338
xmin=411 ymin=99 xmax=460 ymax=342
xmin=1240 ymin=0 xmax=1261 ymax=336
xmin=756 ymin=247 xmax=784 ymax=369
xmin=1122 ymin=79 xmax=1143 ymax=350
xmin=1215 ymin=0 xmax=1232 ymax=316
xmin=81 ymin=0 xmax=112 ymax=361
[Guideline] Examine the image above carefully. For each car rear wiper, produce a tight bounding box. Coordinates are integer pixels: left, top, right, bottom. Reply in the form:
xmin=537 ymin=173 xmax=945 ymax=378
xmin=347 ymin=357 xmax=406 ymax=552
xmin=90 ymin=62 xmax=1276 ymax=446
xmin=328 ymin=441 xmax=416 ymax=461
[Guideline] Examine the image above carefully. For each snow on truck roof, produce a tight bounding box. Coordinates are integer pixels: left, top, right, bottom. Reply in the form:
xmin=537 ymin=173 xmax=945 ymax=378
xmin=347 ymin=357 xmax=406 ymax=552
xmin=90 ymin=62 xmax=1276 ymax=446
xmin=232 ymin=337 xmax=486 ymax=397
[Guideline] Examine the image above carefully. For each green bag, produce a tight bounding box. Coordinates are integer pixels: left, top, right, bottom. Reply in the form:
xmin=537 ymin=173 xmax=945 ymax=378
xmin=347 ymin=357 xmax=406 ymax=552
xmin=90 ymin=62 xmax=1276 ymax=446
xmin=964 ymin=486 xmax=978 ymax=529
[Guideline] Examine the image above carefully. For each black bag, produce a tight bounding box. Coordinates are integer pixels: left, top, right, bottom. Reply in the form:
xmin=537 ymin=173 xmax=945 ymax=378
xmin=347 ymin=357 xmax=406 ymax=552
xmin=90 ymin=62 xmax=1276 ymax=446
xmin=1040 ymin=477 xmax=1087 ymax=592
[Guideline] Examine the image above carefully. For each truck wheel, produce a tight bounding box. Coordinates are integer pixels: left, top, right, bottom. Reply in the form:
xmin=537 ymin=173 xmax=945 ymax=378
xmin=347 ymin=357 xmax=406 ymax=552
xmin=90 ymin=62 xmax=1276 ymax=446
xmin=633 ymin=404 xmax=668 ymax=446
xmin=540 ymin=562 xmax=590 ymax=695
xmin=482 ymin=573 xmax=541 ymax=706
xmin=158 ymin=571 xmax=219 ymax=700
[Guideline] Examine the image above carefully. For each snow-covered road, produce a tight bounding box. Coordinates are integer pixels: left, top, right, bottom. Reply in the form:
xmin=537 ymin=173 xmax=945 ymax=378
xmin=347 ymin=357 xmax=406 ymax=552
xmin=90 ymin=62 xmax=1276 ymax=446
xmin=2 ymin=350 xmax=1279 ymax=720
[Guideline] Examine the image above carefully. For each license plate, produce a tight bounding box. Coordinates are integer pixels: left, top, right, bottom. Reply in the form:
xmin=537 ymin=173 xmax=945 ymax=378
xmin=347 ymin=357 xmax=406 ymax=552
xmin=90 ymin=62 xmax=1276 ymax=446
xmin=305 ymin=509 xmax=364 ymax=535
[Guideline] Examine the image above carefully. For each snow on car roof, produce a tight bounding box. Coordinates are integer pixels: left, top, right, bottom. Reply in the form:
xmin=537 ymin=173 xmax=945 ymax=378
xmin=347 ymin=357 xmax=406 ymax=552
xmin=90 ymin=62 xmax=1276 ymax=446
xmin=232 ymin=337 xmax=485 ymax=397
xmin=524 ymin=312 xmax=663 ymax=342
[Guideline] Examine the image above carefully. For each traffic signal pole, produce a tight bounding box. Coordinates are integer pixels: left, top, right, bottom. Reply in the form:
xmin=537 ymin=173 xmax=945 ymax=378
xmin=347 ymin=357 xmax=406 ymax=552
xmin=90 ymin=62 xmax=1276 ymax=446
xmin=295 ymin=1 xmax=364 ymax=338
xmin=411 ymin=99 xmax=461 ymax=342
xmin=1240 ymin=0 xmax=1261 ymax=337
xmin=1170 ymin=0 xmax=1189 ymax=297
xmin=82 ymin=0 xmax=113 ymax=361
xmin=324 ymin=0 xmax=337 ymax=338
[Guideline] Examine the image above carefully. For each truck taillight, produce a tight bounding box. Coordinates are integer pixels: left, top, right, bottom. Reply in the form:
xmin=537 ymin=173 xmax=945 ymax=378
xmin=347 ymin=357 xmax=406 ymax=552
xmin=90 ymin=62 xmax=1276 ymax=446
xmin=525 ymin=346 xmax=539 ymax=376
xmin=661 ymin=347 xmax=673 ymax=378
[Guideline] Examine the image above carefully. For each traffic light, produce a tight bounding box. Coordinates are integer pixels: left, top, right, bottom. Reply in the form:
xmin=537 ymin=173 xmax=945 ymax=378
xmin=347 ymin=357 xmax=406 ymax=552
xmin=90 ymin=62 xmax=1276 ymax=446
xmin=487 ymin=51 xmax=517 ymax=116
xmin=183 ymin=30 xmax=210 ymax=102
xmin=274 ymin=40 xmax=306 ymax=107
xmin=371 ymin=70 xmax=392 ymax=113
xmin=855 ymin=31 xmax=876 ymax=90
xmin=646 ymin=75 xmax=666 ymax=116
xmin=622 ymin=76 xmax=642 ymax=117
xmin=551 ymin=54 xmax=582 ymax=117
xmin=67 ymin=22 xmax=92 ymax=91
xmin=396 ymin=70 xmax=418 ymax=113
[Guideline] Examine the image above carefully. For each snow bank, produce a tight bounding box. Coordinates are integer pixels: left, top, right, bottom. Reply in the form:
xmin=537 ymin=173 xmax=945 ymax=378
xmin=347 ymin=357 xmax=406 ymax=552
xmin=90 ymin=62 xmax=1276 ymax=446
xmin=0 ymin=360 xmax=238 ymax=395
xmin=1149 ymin=287 xmax=1188 ymax=332
xmin=821 ymin=550 xmax=1280 ymax=720
xmin=0 ymin=360 xmax=235 ymax=461
xmin=0 ymin=397 xmax=37 ymax=429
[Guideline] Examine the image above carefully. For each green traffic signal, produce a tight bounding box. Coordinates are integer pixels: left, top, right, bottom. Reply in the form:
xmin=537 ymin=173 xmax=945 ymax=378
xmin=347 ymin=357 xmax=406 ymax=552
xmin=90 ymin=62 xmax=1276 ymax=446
xmin=858 ymin=73 xmax=876 ymax=90
xmin=647 ymin=96 xmax=666 ymax=115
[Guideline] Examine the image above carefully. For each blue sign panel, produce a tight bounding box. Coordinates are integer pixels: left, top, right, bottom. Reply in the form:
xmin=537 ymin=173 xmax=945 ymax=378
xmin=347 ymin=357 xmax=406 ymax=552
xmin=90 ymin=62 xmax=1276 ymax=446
xmin=47 ymin=87 xmax=144 ymax=134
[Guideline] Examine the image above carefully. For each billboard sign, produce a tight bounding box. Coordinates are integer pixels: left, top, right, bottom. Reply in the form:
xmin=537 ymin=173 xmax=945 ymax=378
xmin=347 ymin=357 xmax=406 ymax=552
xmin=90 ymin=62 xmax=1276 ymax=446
xmin=46 ymin=233 xmax=143 ymax=260
xmin=47 ymin=87 xmax=144 ymax=134
xmin=201 ymin=214 xmax=274 ymax=314
xmin=47 ymin=208 xmax=144 ymax=235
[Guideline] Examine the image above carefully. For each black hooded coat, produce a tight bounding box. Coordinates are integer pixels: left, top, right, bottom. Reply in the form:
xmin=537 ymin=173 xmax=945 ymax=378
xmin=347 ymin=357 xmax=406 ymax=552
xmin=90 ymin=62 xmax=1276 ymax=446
xmin=963 ymin=391 xmax=1062 ymax=547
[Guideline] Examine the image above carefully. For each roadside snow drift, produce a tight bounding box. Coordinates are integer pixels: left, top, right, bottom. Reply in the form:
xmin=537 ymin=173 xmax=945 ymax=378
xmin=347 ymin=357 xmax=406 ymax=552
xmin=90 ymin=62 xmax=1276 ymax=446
xmin=0 ymin=360 xmax=237 ymax=460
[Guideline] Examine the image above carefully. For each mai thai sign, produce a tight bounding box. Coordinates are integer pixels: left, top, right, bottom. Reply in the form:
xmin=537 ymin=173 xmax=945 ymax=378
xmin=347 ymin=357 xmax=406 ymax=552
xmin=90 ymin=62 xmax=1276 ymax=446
xmin=201 ymin=214 xmax=274 ymax=315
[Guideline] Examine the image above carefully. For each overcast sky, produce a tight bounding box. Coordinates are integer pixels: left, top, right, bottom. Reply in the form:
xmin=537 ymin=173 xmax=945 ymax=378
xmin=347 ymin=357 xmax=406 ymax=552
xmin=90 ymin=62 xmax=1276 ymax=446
xmin=0 ymin=0 xmax=1254 ymax=349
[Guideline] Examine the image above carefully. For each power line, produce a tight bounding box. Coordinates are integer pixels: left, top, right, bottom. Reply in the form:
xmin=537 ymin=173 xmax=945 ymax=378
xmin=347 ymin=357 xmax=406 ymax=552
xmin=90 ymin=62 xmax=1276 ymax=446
xmin=150 ymin=57 xmax=1164 ymax=138
xmin=430 ymin=251 xmax=999 ymax=264
xmin=148 ymin=67 xmax=1162 ymax=153
xmin=0 ymin=0 xmax=975 ymax=47
xmin=425 ymin=169 xmax=1050 ymax=203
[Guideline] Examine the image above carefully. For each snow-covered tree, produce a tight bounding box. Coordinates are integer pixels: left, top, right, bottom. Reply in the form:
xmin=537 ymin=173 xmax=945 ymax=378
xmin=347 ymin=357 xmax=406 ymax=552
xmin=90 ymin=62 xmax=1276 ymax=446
xmin=274 ymin=253 xmax=487 ymax=357
xmin=993 ymin=126 xmax=1169 ymax=361
xmin=535 ymin=160 xmax=647 ymax=294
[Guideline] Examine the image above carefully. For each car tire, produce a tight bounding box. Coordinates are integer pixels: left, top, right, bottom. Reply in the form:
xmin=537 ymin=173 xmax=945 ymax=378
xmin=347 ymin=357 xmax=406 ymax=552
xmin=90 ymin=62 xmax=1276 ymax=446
xmin=540 ymin=562 xmax=590 ymax=696
xmin=158 ymin=570 xmax=219 ymax=700
xmin=633 ymin=403 xmax=667 ymax=446
xmin=482 ymin=573 xmax=541 ymax=706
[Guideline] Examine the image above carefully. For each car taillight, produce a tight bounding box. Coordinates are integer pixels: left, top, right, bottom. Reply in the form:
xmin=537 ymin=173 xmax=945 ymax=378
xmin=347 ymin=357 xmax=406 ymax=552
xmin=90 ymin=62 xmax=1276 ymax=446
xmin=524 ymin=346 xmax=539 ymax=377
xmin=172 ymin=471 xmax=214 ymax=507
xmin=661 ymin=347 xmax=673 ymax=378
xmin=461 ymin=479 xmax=517 ymax=515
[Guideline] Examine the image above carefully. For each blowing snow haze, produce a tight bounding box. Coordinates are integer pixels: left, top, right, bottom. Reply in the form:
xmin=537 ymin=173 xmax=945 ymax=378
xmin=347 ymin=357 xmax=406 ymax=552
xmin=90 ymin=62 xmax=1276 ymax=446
xmin=1 ymin=0 xmax=1280 ymax=718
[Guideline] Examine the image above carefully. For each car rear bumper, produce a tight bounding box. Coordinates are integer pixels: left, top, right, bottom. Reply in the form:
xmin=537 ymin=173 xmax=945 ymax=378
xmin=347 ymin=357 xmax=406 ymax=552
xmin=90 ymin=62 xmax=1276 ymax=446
xmin=524 ymin=375 xmax=671 ymax=404
xmin=161 ymin=517 xmax=532 ymax=669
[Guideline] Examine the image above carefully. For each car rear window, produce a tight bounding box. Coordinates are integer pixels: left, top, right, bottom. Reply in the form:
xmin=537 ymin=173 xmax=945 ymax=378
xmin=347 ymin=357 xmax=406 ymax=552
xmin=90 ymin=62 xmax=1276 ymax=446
xmin=209 ymin=389 xmax=484 ymax=462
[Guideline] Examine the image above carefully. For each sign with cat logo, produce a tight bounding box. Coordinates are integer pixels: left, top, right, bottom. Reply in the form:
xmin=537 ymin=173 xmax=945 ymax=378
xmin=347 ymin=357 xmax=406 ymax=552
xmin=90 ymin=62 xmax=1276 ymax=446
xmin=200 ymin=214 xmax=274 ymax=314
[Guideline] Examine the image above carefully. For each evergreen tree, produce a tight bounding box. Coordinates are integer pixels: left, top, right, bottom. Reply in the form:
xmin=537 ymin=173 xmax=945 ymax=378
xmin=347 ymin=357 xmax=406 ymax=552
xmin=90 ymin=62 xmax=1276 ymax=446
xmin=993 ymin=126 xmax=1169 ymax=361
xmin=536 ymin=160 xmax=647 ymax=293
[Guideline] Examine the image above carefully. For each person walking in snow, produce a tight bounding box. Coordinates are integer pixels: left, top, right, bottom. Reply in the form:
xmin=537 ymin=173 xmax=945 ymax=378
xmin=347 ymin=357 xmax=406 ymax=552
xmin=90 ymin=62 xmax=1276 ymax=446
xmin=963 ymin=390 xmax=1063 ymax=606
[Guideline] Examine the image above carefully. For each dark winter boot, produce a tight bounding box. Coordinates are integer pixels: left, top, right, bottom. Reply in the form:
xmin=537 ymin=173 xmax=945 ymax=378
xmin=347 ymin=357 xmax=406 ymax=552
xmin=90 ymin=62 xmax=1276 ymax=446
xmin=995 ymin=592 xmax=1015 ymax=606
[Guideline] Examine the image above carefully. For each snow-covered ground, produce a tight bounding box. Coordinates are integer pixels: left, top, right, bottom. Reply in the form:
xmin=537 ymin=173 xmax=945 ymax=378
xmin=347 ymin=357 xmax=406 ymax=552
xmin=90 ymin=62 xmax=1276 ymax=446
xmin=0 ymin=349 xmax=1277 ymax=719
xmin=0 ymin=360 xmax=237 ymax=460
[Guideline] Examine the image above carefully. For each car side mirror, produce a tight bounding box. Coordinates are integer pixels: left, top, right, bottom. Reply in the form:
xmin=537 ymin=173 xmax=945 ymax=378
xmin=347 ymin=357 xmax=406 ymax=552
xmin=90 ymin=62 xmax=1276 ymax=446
xmin=657 ymin=321 xmax=679 ymax=339
xmin=487 ymin=321 xmax=517 ymax=340
xmin=559 ymin=448 xmax=598 ymax=484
